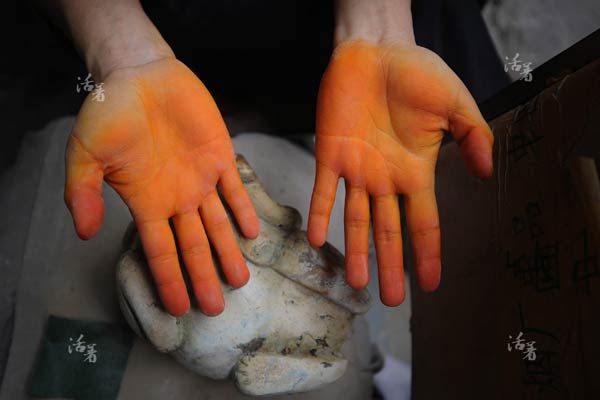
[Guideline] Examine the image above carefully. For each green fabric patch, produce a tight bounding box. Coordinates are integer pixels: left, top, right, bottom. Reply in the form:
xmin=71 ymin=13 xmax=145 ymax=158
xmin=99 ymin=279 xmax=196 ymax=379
xmin=28 ymin=315 xmax=133 ymax=400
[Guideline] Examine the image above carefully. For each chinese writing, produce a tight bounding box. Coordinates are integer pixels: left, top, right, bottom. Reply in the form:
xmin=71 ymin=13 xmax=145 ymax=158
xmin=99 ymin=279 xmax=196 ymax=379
xmin=508 ymin=331 xmax=537 ymax=361
xmin=506 ymin=201 xmax=562 ymax=293
xmin=504 ymin=53 xmax=533 ymax=82
xmin=512 ymin=202 xmax=543 ymax=239
xmin=68 ymin=333 xmax=98 ymax=363
xmin=573 ymin=228 xmax=599 ymax=294
xmin=507 ymin=241 xmax=561 ymax=292
xmin=76 ymin=73 xmax=105 ymax=102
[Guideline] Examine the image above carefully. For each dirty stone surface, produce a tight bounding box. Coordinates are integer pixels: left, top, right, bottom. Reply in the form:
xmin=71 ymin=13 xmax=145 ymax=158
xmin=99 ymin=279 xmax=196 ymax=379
xmin=0 ymin=118 xmax=376 ymax=400
xmin=117 ymin=155 xmax=372 ymax=396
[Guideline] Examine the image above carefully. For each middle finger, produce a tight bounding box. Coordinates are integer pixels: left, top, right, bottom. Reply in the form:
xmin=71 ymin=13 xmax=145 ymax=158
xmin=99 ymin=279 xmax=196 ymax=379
xmin=372 ymin=193 xmax=405 ymax=306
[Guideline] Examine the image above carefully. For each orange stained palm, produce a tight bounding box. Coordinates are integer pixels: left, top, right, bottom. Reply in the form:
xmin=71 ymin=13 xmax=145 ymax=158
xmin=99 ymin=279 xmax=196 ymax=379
xmin=65 ymin=58 xmax=259 ymax=317
xmin=308 ymin=41 xmax=494 ymax=305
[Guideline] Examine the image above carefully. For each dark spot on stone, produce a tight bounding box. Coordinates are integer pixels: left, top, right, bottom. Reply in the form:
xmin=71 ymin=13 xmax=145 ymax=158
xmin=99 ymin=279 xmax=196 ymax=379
xmin=321 ymin=362 xmax=332 ymax=368
xmin=316 ymin=337 xmax=329 ymax=348
xmin=237 ymin=337 xmax=266 ymax=354
xmin=124 ymin=296 xmax=149 ymax=341
xmin=319 ymin=314 xmax=333 ymax=320
xmin=310 ymin=349 xmax=317 ymax=357
xmin=281 ymin=347 xmax=292 ymax=355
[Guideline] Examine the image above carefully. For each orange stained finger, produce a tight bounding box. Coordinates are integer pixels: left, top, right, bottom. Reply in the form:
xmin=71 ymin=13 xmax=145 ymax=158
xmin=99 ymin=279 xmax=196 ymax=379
xmin=64 ymin=136 xmax=105 ymax=240
xmin=136 ymin=218 xmax=190 ymax=316
xmin=372 ymin=194 xmax=405 ymax=306
xmin=219 ymin=162 xmax=260 ymax=239
xmin=344 ymin=183 xmax=370 ymax=289
xmin=448 ymin=95 xmax=494 ymax=179
xmin=405 ymin=190 xmax=441 ymax=293
xmin=308 ymin=162 xmax=340 ymax=247
xmin=200 ymin=191 xmax=249 ymax=288
xmin=173 ymin=211 xmax=224 ymax=316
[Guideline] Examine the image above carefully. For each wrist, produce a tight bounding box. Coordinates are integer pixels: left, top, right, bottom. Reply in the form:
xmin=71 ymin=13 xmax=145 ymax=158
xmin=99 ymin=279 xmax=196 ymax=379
xmin=334 ymin=0 xmax=415 ymax=48
xmin=87 ymin=33 xmax=174 ymax=82
xmin=73 ymin=1 xmax=174 ymax=81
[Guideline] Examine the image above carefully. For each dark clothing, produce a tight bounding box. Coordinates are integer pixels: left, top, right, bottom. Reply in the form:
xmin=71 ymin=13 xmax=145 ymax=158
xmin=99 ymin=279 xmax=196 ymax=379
xmin=141 ymin=0 xmax=509 ymax=134
xmin=412 ymin=0 xmax=510 ymax=102
xmin=0 ymin=0 xmax=509 ymax=170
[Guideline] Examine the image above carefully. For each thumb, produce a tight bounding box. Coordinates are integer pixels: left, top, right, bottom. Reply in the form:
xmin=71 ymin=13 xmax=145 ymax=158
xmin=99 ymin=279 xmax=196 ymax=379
xmin=64 ymin=136 xmax=105 ymax=240
xmin=448 ymin=87 xmax=494 ymax=179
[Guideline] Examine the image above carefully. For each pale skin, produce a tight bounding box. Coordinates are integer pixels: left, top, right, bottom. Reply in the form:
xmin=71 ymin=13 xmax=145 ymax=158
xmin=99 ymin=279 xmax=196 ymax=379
xmin=41 ymin=0 xmax=493 ymax=316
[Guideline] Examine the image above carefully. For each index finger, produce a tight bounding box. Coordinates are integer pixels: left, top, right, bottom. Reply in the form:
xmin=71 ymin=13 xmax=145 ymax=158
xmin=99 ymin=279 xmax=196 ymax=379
xmin=219 ymin=161 xmax=259 ymax=239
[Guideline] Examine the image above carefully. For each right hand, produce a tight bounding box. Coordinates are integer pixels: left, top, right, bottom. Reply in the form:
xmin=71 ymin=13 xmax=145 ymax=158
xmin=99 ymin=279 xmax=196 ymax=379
xmin=309 ymin=41 xmax=493 ymax=306
xmin=64 ymin=56 xmax=259 ymax=317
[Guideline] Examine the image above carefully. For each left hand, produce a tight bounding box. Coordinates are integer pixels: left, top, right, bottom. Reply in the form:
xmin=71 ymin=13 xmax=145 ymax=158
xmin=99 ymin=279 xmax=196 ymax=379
xmin=65 ymin=57 xmax=259 ymax=317
xmin=308 ymin=40 xmax=493 ymax=305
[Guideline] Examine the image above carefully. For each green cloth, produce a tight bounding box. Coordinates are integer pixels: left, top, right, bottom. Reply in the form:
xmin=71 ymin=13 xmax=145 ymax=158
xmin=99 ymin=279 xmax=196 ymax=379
xmin=29 ymin=315 xmax=133 ymax=400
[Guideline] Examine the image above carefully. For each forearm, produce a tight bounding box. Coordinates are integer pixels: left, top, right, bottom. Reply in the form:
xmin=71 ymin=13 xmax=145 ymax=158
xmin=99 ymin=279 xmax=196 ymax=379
xmin=35 ymin=0 xmax=174 ymax=80
xmin=334 ymin=0 xmax=415 ymax=46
